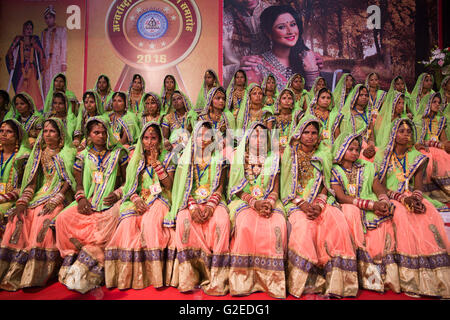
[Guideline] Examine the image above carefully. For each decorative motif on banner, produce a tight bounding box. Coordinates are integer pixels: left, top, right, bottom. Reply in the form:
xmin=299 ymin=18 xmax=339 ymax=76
xmin=106 ymin=0 xmax=201 ymax=71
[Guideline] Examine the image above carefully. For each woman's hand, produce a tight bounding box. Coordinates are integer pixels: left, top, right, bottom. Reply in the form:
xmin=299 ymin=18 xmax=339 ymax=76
xmin=415 ymin=143 xmax=429 ymax=153
xmin=404 ymin=196 xmax=426 ymax=214
xmin=134 ymin=197 xmax=147 ymax=215
xmin=254 ymin=200 xmax=272 ymax=218
xmin=300 ymin=201 xmax=320 ymax=220
xmin=444 ymin=141 xmax=450 ymax=153
xmin=9 ymin=203 xmax=27 ymax=222
xmin=103 ymin=192 xmax=119 ymax=207
xmin=363 ymin=144 xmax=376 ymax=159
xmin=201 ymin=205 xmax=215 ymax=223
xmin=302 ymin=51 xmax=319 ymax=72
xmin=373 ymin=200 xmax=389 ymax=216
xmin=189 ymin=205 xmax=204 ymax=224
xmin=77 ymin=197 xmax=93 ymax=215
xmin=164 ymin=139 xmax=173 ymax=152
xmin=239 ymin=55 xmax=263 ymax=72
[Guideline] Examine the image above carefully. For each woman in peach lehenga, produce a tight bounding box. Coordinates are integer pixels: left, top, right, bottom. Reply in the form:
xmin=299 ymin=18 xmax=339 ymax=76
xmin=104 ymin=122 xmax=177 ymax=290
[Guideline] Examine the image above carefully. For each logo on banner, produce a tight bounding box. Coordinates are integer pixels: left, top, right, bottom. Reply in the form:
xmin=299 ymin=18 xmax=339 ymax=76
xmin=106 ymin=0 xmax=201 ymax=70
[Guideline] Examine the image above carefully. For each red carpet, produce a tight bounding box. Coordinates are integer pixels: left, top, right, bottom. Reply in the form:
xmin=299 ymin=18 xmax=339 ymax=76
xmin=0 ymin=279 xmax=438 ymax=300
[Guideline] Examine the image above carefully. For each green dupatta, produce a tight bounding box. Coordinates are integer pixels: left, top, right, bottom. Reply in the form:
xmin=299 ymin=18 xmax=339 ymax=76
xmin=5 ymin=92 xmax=43 ymax=134
xmin=165 ymin=120 xmax=226 ymax=227
xmin=227 ymin=121 xmax=283 ymax=227
xmin=332 ymin=84 xmax=373 ymax=143
xmin=374 ymin=91 xmax=409 ymax=147
xmin=410 ymin=73 xmax=435 ymax=116
xmin=160 ymin=75 xmax=181 ymax=114
xmin=108 ymin=91 xmax=140 ymax=145
xmin=280 ymin=114 xmax=333 ymax=216
xmin=74 ymin=90 xmax=104 ymax=140
xmin=195 ymin=69 xmax=220 ymax=112
xmin=119 ymin=122 xmax=176 ymax=222
xmin=225 ymin=69 xmax=248 ymax=114
xmin=0 ymin=119 xmax=31 ymax=190
xmin=273 ymin=88 xmax=303 ymax=146
xmin=439 ymin=76 xmax=450 ymax=139
xmin=261 ymin=73 xmax=279 ymax=113
xmin=94 ymin=74 xmax=114 ymax=112
xmin=306 ymin=88 xmax=336 ymax=144
xmin=43 ymin=73 xmax=77 ymax=114
xmin=236 ymin=83 xmax=274 ymax=141
xmin=45 ymin=91 xmax=78 ymax=140
xmin=333 ymin=73 xmax=355 ymax=113
xmin=68 ymin=115 xmax=128 ymax=212
xmin=413 ymin=91 xmax=447 ymax=143
xmin=127 ymin=74 xmax=146 ymax=114
xmin=364 ymin=72 xmax=387 ymax=112
xmin=285 ymin=73 xmax=310 ymax=111
xmin=374 ymin=118 xmax=437 ymax=204
xmin=138 ymin=92 xmax=164 ymax=130
xmin=20 ymin=117 xmax=76 ymax=209
xmin=197 ymin=86 xmax=236 ymax=133
xmin=331 ymin=132 xmax=390 ymax=232
xmin=307 ymin=76 xmax=327 ymax=102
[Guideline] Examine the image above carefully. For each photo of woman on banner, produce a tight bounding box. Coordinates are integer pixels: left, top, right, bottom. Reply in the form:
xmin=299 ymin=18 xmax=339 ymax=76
xmin=245 ymin=5 xmax=321 ymax=91
xmin=5 ymin=20 xmax=45 ymax=111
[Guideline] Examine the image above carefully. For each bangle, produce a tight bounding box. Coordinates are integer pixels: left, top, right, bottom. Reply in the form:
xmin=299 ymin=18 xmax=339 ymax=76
xmin=412 ymin=190 xmax=423 ymax=201
xmin=130 ymin=194 xmax=141 ymax=203
xmin=113 ymin=187 xmax=123 ymax=199
xmin=378 ymin=194 xmax=389 ymax=202
xmin=293 ymin=197 xmax=305 ymax=207
xmin=75 ymin=190 xmax=86 ymax=202
xmin=16 ymin=198 xmax=28 ymax=207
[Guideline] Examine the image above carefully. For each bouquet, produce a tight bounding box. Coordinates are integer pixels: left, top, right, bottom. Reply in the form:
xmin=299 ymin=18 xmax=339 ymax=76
xmin=419 ymin=46 xmax=450 ymax=88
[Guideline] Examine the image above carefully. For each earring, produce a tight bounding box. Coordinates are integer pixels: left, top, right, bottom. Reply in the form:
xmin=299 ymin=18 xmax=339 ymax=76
xmin=15 ymin=143 xmax=19 ymax=153
xmin=0 ymin=143 xmax=2 ymax=152
xmin=87 ymin=137 xmax=92 ymax=146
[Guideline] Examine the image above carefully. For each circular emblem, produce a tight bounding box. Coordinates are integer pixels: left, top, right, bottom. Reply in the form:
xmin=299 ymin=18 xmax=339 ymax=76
xmin=137 ymin=11 xmax=168 ymax=40
xmin=106 ymin=0 xmax=201 ymax=71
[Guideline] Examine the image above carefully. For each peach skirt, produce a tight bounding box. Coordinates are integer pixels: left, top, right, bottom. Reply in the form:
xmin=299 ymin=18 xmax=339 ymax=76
xmin=229 ymin=207 xmax=287 ymax=299
xmin=420 ymin=147 xmax=450 ymax=204
xmin=390 ymin=198 xmax=450 ymax=298
xmin=175 ymin=204 xmax=230 ymax=295
xmin=0 ymin=203 xmax=63 ymax=291
xmin=286 ymin=204 xmax=358 ymax=298
xmin=55 ymin=201 xmax=120 ymax=293
xmin=104 ymin=199 xmax=177 ymax=290
xmin=340 ymin=204 xmax=400 ymax=293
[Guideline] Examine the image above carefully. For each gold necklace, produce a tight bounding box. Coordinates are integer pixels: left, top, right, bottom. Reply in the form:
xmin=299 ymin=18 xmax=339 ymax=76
xmin=296 ymin=147 xmax=314 ymax=191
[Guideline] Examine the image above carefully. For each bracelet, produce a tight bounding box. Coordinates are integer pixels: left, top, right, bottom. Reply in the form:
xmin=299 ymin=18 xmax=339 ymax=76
xmin=412 ymin=190 xmax=423 ymax=201
xmin=75 ymin=190 xmax=86 ymax=202
xmin=207 ymin=192 xmax=221 ymax=209
xmin=130 ymin=194 xmax=141 ymax=203
xmin=113 ymin=187 xmax=123 ymax=199
xmin=387 ymin=190 xmax=407 ymax=203
xmin=378 ymin=194 xmax=389 ymax=203
xmin=352 ymin=198 xmax=375 ymax=210
xmin=267 ymin=192 xmax=278 ymax=206
xmin=292 ymin=197 xmax=305 ymax=207
xmin=314 ymin=194 xmax=327 ymax=210
xmin=16 ymin=198 xmax=28 ymax=207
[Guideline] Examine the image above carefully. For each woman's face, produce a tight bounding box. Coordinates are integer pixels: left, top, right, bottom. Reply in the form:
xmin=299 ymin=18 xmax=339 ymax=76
xmin=248 ymin=126 xmax=267 ymax=157
xmin=423 ymin=75 xmax=433 ymax=90
xmin=345 ymin=75 xmax=354 ymax=90
xmin=212 ymin=90 xmax=226 ymax=110
xmin=445 ymin=80 xmax=450 ymax=92
xmin=89 ymin=123 xmax=107 ymax=148
xmin=317 ymin=91 xmax=332 ymax=109
xmin=316 ymin=78 xmax=326 ymax=91
xmin=43 ymin=121 xmax=60 ymax=147
xmin=300 ymin=123 xmax=319 ymax=148
xmin=97 ymin=77 xmax=108 ymax=91
xmin=23 ymin=24 xmax=33 ymax=36
xmin=112 ymin=95 xmax=126 ymax=113
xmin=430 ymin=96 xmax=441 ymax=113
xmin=270 ymin=13 xmax=299 ymax=48
xmin=279 ymin=91 xmax=294 ymax=110
xmin=292 ymin=76 xmax=304 ymax=91
xmin=250 ymin=87 xmax=263 ymax=105
xmin=204 ymin=72 xmax=215 ymax=87
xmin=0 ymin=123 xmax=17 ymax=147
xmin=142 ymin=126 xmax=160 ymax=152
xmin=84 ymin=95 xmax=97 ymax=114
xmin=54 ymin=76 xmax=65 ymax=92
xmin=15 ymin=96 xmax=30 ymax=115
xmin=52 ymin=96 xmax=66 ymax=115
xmin=165 ymin=77 xmax=175 ymax=90
xmin=395 ymin=122 xmax=412 ymax=146
xmin=368 ymin=74 xmax=379 ymax=89
xmin=394 ymin=78 xmax=405 ymax=92
xmin=235 ymin=71 xmax=246 ymax=86
xmin=145 ymin=95 xmax=159 ymax=115
xmin=196 ymin=125 xmax=214 ymax=151
xmin=132 ymin=77 xmax=143 ymax=91
xmin=356 ymin=88 xmax=369 ymax=108
xmin=394 ymin=97 xmax=405 ymax=115
xmin=266 ymin=76 xmax=276 ymax=92
xmin=172 ymin=93 xmax=185 ymax=111
xmin=343 ymin=139 xmax=361 ymax=163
